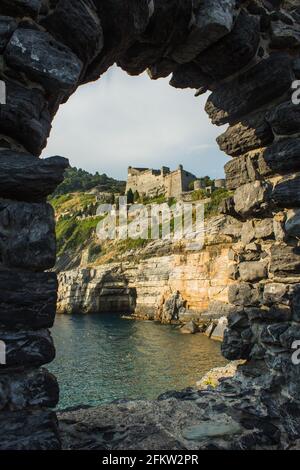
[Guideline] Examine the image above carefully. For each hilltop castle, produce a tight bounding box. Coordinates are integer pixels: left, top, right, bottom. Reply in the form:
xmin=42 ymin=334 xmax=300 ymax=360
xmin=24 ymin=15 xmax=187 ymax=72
xmin=125 ymin=165 xmax=197 ymax=199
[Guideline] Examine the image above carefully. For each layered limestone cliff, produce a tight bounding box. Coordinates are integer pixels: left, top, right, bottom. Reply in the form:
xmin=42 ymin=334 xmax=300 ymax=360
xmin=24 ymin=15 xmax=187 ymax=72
xmin=57 ymin=215 xmax=240 ymax=337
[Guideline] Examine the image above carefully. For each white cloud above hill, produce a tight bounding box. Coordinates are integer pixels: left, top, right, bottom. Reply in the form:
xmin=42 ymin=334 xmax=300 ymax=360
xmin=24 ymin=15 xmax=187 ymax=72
xmin=43 ymin=65 xmax=228 ymax=180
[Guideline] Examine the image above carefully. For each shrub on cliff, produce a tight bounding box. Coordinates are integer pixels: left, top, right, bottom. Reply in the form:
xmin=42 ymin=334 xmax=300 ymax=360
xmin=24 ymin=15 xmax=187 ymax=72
xmin=205 ymin=189 xmax=233 ymax=218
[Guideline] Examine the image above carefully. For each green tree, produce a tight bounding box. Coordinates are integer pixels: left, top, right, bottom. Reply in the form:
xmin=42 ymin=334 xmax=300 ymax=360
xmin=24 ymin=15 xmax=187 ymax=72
xmin=127 ymin=188 xmax=134 ymax=204
xmin=201 ymin=176 xmax=214 ymax=187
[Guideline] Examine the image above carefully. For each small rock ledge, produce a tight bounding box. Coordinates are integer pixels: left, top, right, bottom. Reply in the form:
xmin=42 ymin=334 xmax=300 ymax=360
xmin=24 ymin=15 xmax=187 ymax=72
xmin=58 ymin=360 xmax=294 ymax=450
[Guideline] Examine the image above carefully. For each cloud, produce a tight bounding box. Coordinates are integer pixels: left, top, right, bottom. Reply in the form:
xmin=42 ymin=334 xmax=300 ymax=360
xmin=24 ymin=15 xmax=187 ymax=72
xmin=42 ymin=66 xmax=229 ymax=180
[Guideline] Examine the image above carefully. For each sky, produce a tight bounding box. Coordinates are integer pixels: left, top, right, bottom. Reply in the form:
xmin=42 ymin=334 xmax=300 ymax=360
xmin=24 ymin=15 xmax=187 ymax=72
xmin=42 ymin=65 xmax=229 ymax=181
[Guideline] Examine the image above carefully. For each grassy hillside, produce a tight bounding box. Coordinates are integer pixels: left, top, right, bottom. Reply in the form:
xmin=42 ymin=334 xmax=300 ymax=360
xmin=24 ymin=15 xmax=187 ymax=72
xmin=49 ymin=170 xmax=231 ymax=271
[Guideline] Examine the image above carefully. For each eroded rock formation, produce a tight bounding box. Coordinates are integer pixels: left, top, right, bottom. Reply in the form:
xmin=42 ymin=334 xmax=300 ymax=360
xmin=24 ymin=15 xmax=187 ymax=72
xmin=56 ymin=216 xmax=237 ymax=325
xmin=1 ymin=0 xmax=300 ymax=450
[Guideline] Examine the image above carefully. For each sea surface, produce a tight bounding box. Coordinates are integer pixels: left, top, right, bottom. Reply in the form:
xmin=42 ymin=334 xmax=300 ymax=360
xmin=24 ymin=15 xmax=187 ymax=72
xmin=49 ymin=314 xmax=227 ymax=410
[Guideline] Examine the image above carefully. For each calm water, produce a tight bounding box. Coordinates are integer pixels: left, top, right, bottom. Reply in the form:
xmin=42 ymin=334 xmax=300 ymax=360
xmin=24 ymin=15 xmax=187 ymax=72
xmin=49 ymin=314 xmax=227 ymax=410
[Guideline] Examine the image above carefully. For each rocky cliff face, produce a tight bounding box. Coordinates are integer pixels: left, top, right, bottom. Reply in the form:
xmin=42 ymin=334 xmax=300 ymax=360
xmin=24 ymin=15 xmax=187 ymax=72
xmin=57 ymin=246 xmax=234 ymax=319
xmin=57 ymin=215 xmax=237 ymax=330
xmin=2 ymin=0 xmax=300 ymax=450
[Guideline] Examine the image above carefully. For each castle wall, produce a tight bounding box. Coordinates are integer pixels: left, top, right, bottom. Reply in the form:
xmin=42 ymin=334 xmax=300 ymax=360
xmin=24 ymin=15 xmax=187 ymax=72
xmin=164 ymin=170 xmax=183 ymax=198
xmin=181 ymin=170 xmax=197 ymax=193
xmin=126 ymin=169 xmax=166 ymax=198
xmin=127 ymin=167 xmax=196 ymax=199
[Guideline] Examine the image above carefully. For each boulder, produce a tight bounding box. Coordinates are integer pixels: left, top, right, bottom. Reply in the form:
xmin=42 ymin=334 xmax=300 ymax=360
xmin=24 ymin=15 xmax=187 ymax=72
xmin=285 ymin=209 xmax=300 ymax=238
xmin=227 ymin=310 xmax=249 ymax=330
xmin=0 ymin=16 xmax=17 ymax=52
xmin=0 ymin=199 xmax=56 ymax=271
xmin=254 ymin=218 xmax=274 ymax=240
xmin=180 ymin=321 xmax=198 ymax=334
xmin=148 ymin=59 xmax=177 ymax=80
xmin=217 ymin=111 xmax=273 ymax=157
xmin=272 ymin=175 xmax=300 ymax=208
xmin=269 ymin=244 xmax=300 ymax=277
xmin=266 ymin=101 xmax=300 ymax=136
xmin=117 ymin=0 xmax=191 ymax=76
xmin=270 ymin=20 xmax=300 ymax=48
xmin=241 ymin=220 xmax=256 ymax=244
xmin=225 ymin=153 xmax=259 ymax=190
xmin=260 ymin=322 xmax=290 ymax=346
xmin=0 ymin=0 xmax=43 ymax=18
xmin=193 ymin=10 xmax=260 ymax=81
xmin=0 ymin=151 xmax=69 ymax=201
xmin=242 ymin=244 xmax=264 ymax=262
xmin=228 ymin=283 xmax=262 ymax=307
xmin=160 ymin=292 xmax=185 ymax=324
xmin=0 ymin=271 xmax=57 ymax=330
xmin=221 ymin=329 xmax=253 ymax=360
xmin=263 ymin=283 xmax=289 ymax=305
xmin=246 ymin=305 xmax=292 ymax=322
xmin=219 ymin=196 xmax=236 ymax=217
xmin=233 ymin=181 xmax=271 ymax=217
xmin=258 ymin=139 xmax=300 ymax=177
xmin=182 ymin=418 xmax=242 ymax=441
xmin=220 ymin=216 xmax=243 ymax=239
xmin=5 ymin=29 xmax=83 ymax=93
xmin=0 ymin=329 xmax=55 ymax=368
xmin=0 ymin=410 xmax=60 ymax=450
xmin=196 ymin=361 xmax=243 ymax=390
xmin=170 ymin=63 xmax=210 ymax=90
xmin=0 ymin=368 xmax=59 ymax=411
xmin=211 ymin=316 xmax=228 ymax=341
xmin=239 ymin=261 xmax=268 ymax=282
xmin=40 ymin=0 xmax=103 ymax=63
xmin=0 ymin=79 xmax=52 ymax=155
xmin=87 ymin=0 xmax=154 ymax=79
xmin=172 ymin=0 xmax=236 ymax=63
xmin=205 ymin=54 xmax=293 ymax=125
xmin=204 ymin=322 xmax=216 ymax=338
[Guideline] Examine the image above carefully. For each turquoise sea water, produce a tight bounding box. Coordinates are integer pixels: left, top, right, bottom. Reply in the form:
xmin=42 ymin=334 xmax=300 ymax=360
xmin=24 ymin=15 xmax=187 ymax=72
xmin=49 ymin=314 xmax=227 ymax=410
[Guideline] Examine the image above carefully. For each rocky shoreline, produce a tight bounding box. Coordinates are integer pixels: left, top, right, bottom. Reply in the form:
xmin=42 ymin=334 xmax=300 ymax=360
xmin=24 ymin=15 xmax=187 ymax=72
xmin=57 ymin=359 xmax=290 ymax=450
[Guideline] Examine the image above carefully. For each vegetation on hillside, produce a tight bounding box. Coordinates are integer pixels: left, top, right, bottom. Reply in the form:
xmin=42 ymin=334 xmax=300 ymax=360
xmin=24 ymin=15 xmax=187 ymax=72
xmin=56 ymin=216 xmax=103 ymax=257
xmin=188 ymin=176 xmax=214 ymax=191
xmin=205 ymin=188 xmax=233 ymax=218
xmin=50 ymin=168 xmax=230 ymax=270
xmin=52 ymin=166 xmax=126 ymax=196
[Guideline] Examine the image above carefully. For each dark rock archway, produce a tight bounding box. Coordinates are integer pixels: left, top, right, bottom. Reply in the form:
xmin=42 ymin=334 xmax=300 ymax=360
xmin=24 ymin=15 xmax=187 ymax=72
xmin=1 ymin=0 xmax=300 ymax=449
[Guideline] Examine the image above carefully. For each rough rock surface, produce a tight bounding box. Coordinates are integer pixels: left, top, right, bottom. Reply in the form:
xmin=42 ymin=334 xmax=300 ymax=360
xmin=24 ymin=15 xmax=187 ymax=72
xmin=0 ymin=368 xmax=59 ymax=411
xmin=196 ymin=361 xmax=243 ymax=389
xmin=5 ymin=29 xmax=83 ymax=93
xmin=0 ymin=270 xmax=57 ymax=329
xmin=0 ymin=410 xmax=60 ymax=450
xmin=2 ymin=0 xmax=300 ymax=451
xmin=58 ymin=359 xmax=297 ymax=450
xmin=0 ymin=151 xmax=68 ymax=201
xmin=57 ymin=230 xmax=236 ymax=322
xmin=0 ymin=199 xmax=56 ymax=271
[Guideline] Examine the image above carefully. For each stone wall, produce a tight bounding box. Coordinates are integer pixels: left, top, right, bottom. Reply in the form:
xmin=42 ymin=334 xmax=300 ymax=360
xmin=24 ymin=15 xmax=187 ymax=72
xmin=126 ymin=165 xmax=196 ymax=198
xmin=1 ymin=0 xmax=300 ymax=449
